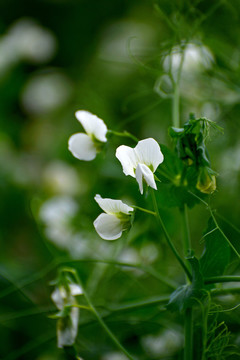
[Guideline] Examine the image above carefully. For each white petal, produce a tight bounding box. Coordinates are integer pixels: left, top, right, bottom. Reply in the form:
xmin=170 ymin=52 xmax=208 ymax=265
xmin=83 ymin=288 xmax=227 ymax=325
xmin=57 ymin=307 xmax=79 ymax=348
xmin=68 ymin=133 xmax=96 ymax=161
xmin=135 ymin=138 xmax=164 ymax=171
xmin=94 ymin=213 xmax=124 ymax=240
xmin=75 ymin=110 xmax=107 ymax=142
xmin=51 ymin=287 xmax=66 ymax=310
xmin=69 ymin=284 xmax=83 ymax=296
xmin=94 ymin=194 xmax=133 ymax=215
xmin=115 ymin=145 xmax=138 ymax=177
xmin=135 ymin=163 xmax=157 ymax=194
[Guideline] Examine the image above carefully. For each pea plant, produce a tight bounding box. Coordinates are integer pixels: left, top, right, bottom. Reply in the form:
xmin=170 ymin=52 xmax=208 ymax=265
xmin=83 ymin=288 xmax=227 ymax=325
xmin=50 ymin=47 xmax=240 ymax=360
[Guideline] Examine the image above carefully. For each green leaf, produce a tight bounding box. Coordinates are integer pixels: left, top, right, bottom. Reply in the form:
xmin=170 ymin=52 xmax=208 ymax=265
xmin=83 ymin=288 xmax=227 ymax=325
xmin=157 ymin=144 xmax=183 ymax=183
xmin=156 ymin=183 xmax=201 ymax=209
xmin=156 ymin=145 xmax=202 ymax=208
xmin=200 ymin=218 xmax=230 ymax=277
xmin=167 ymin=256 xmax=205 ymax=313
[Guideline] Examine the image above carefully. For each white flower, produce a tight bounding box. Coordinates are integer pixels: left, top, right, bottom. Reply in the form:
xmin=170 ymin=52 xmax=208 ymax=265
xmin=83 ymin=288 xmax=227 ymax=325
xmin=94 ymin=194 xmax=133 ymax=240
xmin=115 ymin=138 xmax=164 ymax=194
xmin=51 ymin=283 xmax=83 ymax=348
xmin=68 ymin=110 xmax=107 ymax=161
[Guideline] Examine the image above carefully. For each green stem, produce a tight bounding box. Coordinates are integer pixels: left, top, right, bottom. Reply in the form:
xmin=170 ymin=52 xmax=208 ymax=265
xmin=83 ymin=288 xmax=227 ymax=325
xmin=173 ymin=84 xmax=180 ymax=128
xmin=172 ymin=45 xmax=185 ymax=128
xmin=211 ymin=287 xmax=240 ymax=296
xmin=181 ymin=203 xmax=191 ymax=257
xmin=108 ymin=295 xmax=170 ymax=312
xmin=205 ymin=275 xmax=240 ymax=285
xmin=108 ymin=130 xmax=138 ymax=143
xmin=72 ymin=258 xmax=177 ymax=289
xmin=151 ymin=189 xmax=192 ymax=281
xmin=184 ymin=308 xmax=193 ymax=360
xmin=209 ymin=207 xmax=240 ymax=258
xmin=73 ymin=271 xmax=136 ymax=360
xmin=132 ymin=205 xmax=156 ymax=216
xmin=188 ymin=191 xmax=240 ymax=258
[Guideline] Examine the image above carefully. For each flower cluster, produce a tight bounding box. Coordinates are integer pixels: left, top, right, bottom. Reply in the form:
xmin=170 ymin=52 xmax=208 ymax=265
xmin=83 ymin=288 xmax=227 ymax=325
xmin=68 ymin=110 xmax=164 ymax=240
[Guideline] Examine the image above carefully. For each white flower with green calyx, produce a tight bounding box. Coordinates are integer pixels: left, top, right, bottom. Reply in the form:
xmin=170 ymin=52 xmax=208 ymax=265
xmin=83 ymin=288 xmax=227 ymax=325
xmin=94 ymin=194 xmax=134 ymax=240
xmin=68 ymin=110 xmax=107 ymax=161
xmin=51 ymin=282 xmax=83 ymax=348
xmin=115 ymin=138 xmax=164 ymax=194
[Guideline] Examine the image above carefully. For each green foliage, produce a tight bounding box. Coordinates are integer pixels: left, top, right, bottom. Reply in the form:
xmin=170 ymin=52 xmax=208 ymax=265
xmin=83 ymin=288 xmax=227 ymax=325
xmin=157 ymin=144 xmax=202 ymax=208
xmin=169 ymin=115 xmax=222 ymax=195
xmin=200 ymin=218 xmax=231 ymax=277
xmin=1 ymin=0 xmax=240 ymax=359
xmin=167 ymin=256 xmax=205 ymax=313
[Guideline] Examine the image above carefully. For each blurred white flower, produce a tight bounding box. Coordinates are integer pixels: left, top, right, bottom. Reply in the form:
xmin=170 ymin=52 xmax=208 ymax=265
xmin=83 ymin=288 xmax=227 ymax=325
xmin=21 ymin=72 xmax=72 ymax=115
xmin=8 ymin=18 xmax=56 ymax=63
xmin=68 ymin=111 xmax=107 ymax=161
xmin=141 ymin=329 xmax=184 ymax=357
xmin=163 ymin=43 xmax=214 ymax=80
xmin=101 ymin=352 xmax=128 ymax=360
xmin=116 ymin=138 xmax=164 ymax=194
xmin=0 ymin=18 xmax=56 ymax=74
xmin=42 ymin=161 xmax=81 ymax=195
xmin=39 ymin=195 xmax=78 ymax=248
xmin=51 ymin=283 xmax=83 ymax=348
xmin=94 ymin=194 xmax=133 ymax=240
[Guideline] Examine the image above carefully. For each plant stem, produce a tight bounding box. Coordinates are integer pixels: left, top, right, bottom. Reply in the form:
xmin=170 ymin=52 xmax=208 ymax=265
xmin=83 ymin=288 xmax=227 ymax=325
xmin=181 ymin=203 xmax=191 ymax=257
xmin=188 ymin=191 xmax=240 ymax=258
xmin=205 ymin=275 xmax=240 ymax=285
xmin=132 ymin=205 xmax=156 ymax=216
xmin=173 ymin=84 xmax=180 ymax=128
xmin=151 ymin=189 xmax=192 ymax=281
xmin=211 ymin=287 xmax=240 ymax=296
xmin=108 ymin=130 xmax=138 ymax=143
xmin=108 ymin=295 xmax=170 ymax=312
xmin=184 ymin=308 xmax=193 ymax=360
xmin=73 ymin=271 xmax=136 ymax=360
xmin=172 ymin=45 xmax=185 ymax=128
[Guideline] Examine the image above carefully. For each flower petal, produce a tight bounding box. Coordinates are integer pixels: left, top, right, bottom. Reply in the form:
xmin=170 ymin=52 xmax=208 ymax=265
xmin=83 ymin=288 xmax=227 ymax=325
xmin=135 ymin=163 xmax=157 ymax=194
xmin=51 ymin=287 xmax=66 ymax=310
xmin=94 ymin=213 xmax=124 ymax=240
xmin=135 ymin=138 xmax=164 ymax=171
xmin=69 ymin=284 xmax=83 ymax=296
xmin=94 ymin=194 xmax=133 ymax=215
xmin=75 ymin=110 xmax=107 ymax=142
xmin=57 ymin=307 xmax=79 ymax=348
xmin=68 ymin=133 xmax=96 ymax=161
xmin=115 ymin=145 xmax=138 ymax=177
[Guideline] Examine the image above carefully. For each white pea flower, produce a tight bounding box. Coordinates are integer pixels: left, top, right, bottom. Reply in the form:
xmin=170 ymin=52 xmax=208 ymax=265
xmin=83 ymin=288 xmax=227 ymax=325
xmin=94 ymin=194 xmax=134 ymax=240
xmin=116 ymin=138 xmax=164 ymax=194
xmin=51 ymin=283 xmax=83 ymax=348
xmin=68 ymin=110 xmax=107 ymax=161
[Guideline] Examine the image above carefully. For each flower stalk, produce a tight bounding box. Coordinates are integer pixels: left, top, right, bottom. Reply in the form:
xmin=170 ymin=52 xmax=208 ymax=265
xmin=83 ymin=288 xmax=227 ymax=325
xmin=151 ymin=189 xmax=192 ymax=281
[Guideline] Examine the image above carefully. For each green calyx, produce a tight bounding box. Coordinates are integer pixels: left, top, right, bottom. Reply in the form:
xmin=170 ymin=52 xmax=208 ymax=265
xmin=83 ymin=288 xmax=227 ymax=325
xmin=115 ymin=212 xmax=132 ymax=230
xmin=90 ymin=135 xmax=105 ymax=153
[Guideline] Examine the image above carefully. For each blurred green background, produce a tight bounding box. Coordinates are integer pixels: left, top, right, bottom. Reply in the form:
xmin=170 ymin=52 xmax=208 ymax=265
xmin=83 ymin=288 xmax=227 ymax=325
xmin=1 ymin=0 xmax=240 ymax=359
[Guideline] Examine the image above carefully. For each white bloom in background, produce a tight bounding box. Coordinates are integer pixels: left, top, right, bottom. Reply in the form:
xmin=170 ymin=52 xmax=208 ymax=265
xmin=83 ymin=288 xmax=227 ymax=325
xmin=163 ymin=43 xmax=214 ymax=80
xmin=68 ymin=110 xmax=107 ymax=161
xmin=116 ymin=138 xmax=164 ymax=194
xmin=0 ymin=18 xmax=56 ymax=75
xmin=39 ymin=195 xmax=78 ymax=248
xmin=94 ymin=194 xmax=133 ymax=240
xmin=21 ymin=72 xmax=72 ymax=115
xmin=141 ymin=329 xmax=184 ymax=357
xmin=51 ymin=283 xmax=83 ymax=348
